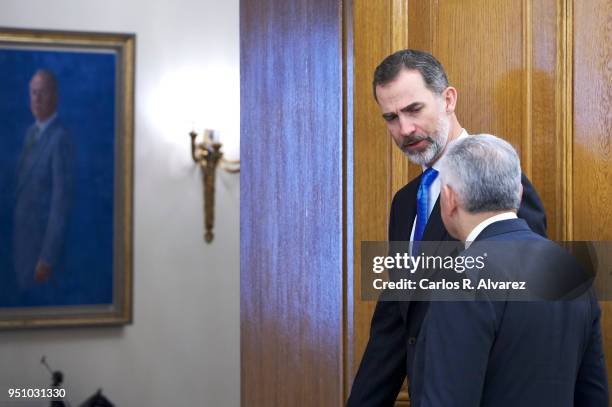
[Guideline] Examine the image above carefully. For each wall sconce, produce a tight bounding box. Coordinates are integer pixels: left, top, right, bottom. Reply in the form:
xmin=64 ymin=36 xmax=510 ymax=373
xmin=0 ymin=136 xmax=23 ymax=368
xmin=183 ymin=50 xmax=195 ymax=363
xmin=190 ymin=129 xmax=239 ymax=243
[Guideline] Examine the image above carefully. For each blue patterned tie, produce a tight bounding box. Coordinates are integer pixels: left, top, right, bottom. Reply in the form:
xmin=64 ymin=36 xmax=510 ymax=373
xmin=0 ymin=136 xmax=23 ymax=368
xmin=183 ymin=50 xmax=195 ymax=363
xmin=413 ymin=167 xmax=439 ymax=256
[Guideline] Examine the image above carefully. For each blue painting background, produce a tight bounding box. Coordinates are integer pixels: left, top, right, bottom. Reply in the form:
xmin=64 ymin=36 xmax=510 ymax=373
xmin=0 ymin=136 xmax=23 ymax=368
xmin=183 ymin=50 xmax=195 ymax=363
xmin=0 ymin=48 xmax=115 ymax=307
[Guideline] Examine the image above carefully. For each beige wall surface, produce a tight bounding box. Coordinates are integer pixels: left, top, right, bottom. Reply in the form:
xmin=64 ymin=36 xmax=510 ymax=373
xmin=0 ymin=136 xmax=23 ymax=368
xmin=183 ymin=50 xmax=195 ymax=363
xmin=0 ymin=1 xmax=240 ymax=405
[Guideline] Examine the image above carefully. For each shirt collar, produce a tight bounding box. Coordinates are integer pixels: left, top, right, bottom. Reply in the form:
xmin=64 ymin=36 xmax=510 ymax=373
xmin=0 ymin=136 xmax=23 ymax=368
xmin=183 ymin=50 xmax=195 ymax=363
xmin=36 ymin=112 xmax=58 ymax=135
xmin=464 ymin=212 xmax=518 ymax=248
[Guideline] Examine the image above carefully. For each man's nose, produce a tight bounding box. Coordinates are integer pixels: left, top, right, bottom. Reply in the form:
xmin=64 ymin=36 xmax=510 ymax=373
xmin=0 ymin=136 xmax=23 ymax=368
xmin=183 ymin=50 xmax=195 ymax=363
xmin=398 ymin=115 xmax=415 ymax=136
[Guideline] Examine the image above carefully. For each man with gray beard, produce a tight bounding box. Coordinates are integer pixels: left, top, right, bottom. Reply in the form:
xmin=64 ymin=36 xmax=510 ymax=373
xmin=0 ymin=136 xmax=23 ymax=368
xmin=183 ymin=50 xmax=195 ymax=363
xmin=347 ymin=50 xmax=548 ymax=406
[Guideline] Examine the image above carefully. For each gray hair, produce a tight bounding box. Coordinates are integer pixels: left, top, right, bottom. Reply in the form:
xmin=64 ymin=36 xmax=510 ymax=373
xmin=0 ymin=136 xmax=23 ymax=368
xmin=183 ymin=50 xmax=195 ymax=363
xmin=439 ymin=134 xmax=522 ymax=213
xmin=372 ymin=49 xmax=449 ymax=101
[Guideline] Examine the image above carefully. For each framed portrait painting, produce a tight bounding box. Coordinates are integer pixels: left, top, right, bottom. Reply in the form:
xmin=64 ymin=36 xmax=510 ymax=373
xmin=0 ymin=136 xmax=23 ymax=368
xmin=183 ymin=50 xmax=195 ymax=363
xmin=0 ymin=28 xmax=134 ymax=328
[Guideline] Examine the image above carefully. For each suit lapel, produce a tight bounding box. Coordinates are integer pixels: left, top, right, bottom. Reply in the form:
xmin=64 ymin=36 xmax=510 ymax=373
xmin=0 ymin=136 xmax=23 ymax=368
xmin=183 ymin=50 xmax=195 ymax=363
xmin=400 ymin=196 xmax=455 ymax=319
xmin=16 ymin=121 xmax=57 ymax=197
xmin=423 ymin=197 xmax=448 ymax=242
xmin=419 ymin=197 xmax=453 ymax=259
xmin=403 ymin=174 xmax=421 ymax=241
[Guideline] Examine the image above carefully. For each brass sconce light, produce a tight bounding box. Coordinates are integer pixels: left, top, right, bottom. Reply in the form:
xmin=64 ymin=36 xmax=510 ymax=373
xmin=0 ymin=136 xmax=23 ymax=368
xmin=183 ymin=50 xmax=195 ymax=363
xmin=190 ymin=129 xmax=239 ymax=243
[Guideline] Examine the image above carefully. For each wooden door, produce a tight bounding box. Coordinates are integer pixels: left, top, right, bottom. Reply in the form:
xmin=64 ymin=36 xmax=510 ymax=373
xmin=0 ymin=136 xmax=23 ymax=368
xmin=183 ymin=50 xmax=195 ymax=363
xmin=573 ymin=0 xmax=612 ymax=403
xmin=350 ymin=0 xmax=612 ymax=405
xmin=240 ymin=0 xmax=348 ymax=405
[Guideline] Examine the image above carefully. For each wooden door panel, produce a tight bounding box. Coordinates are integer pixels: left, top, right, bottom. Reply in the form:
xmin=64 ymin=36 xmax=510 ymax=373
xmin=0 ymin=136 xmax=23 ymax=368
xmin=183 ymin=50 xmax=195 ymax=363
xmin=350 ymin=0 xmax=611 ymax=405
xmin=241 ymin=0 xmax=345 ymax=405
xmin=351 ymin=0 xmax=394 ymax=388
xmin=573 ymin=0 xmax=612 ymax=392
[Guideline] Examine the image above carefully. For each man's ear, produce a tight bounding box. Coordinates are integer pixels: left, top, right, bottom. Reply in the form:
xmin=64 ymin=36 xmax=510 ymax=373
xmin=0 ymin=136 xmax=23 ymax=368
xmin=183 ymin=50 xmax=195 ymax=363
xmin=442 ymin=86 xmax=457 ymax=113
xmin=441 ymin=184 xmax=458 ymax=217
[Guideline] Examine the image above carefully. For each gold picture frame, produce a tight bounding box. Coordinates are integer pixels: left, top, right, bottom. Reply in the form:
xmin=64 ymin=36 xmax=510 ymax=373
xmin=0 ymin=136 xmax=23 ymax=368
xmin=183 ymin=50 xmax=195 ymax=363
xmin=0 ymin=28 xmax=135 ymax=328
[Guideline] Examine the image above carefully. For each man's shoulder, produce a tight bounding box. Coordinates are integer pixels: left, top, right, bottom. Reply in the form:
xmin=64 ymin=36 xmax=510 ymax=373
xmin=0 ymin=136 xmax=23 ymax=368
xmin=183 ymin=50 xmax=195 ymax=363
xmin=477 ymin=218 xmax=543 ymax=241
xmin=47 ymin=117 xmax=69 ymax=134
xmin=46 ymin=119 xmax=73 ymax=145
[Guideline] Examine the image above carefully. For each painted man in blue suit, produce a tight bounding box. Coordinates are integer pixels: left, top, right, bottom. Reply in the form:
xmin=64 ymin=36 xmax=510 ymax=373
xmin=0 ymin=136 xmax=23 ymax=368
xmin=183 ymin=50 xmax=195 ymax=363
xmin=408 ymin=134 xmax=608 ymax=406
xmin=13 ymin=69 xmax=74 ymax=304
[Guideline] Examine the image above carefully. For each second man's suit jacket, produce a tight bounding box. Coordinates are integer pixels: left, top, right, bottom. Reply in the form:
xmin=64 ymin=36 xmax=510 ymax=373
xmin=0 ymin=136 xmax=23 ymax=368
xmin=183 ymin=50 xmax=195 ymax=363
xmin=347 ymin=172 xmax=547 ymax=406
xmin=409 ymin=218 xmax=608 ymax=406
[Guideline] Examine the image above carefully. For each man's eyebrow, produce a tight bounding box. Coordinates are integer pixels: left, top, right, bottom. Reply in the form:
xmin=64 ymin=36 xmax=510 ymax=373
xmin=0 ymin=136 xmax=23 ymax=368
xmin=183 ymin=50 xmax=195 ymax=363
xmin=381 ymin=102 xmax=424 ymax=120
xmin=400 ymin=102 xmax=423 ymax=112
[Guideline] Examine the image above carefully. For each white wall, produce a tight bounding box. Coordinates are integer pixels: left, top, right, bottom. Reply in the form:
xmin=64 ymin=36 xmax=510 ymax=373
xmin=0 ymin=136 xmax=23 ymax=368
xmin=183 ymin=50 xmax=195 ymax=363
xmin=0 ymin=1 xmax=240 ymax=405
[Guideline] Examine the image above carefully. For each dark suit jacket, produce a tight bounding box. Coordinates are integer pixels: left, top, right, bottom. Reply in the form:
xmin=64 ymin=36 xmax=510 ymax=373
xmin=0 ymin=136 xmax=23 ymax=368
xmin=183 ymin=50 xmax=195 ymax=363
xmin=13 ymin=118 xmax=74 ymax=290
xmin=409 ymin=219 xmax=608 ymax=406
xmin=347 ymin=173 xmax=547 ymax=406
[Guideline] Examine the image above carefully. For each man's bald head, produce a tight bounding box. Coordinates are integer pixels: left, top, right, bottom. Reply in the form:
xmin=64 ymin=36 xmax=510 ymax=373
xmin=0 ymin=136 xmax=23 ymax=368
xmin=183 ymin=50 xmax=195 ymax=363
xmin=29 ymin=69 xmax=58 ymax=122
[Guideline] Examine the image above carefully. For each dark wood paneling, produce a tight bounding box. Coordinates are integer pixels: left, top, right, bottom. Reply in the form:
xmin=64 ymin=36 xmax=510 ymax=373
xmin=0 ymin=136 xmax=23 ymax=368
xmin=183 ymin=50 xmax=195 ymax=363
xmin=407 ymin=0 xmax=433 ymax=53
xmin=573 ymin=0 xmax=612 ymax=240
xmin=351 ymin=0 xmax=392 ymax=393
xmin=573 ymin=0 xmax=612 ymax=396
xmin=530 ymin=0 xmax=564 ymax=241
xmin=240 ymin=0 xmax=344 ymax=405
xmin=436 ymin=0 xmax=524 ymax=150
xmin=351 ymin=0 xmax=582 ymax=405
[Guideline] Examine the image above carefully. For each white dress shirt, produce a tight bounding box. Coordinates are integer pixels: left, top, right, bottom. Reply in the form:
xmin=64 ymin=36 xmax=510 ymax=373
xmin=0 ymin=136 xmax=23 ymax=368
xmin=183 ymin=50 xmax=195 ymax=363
xmin=464 ymin=212 xmax=518 ymax=248
xmin=34 ymin=112 xmax=58 ymax=141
